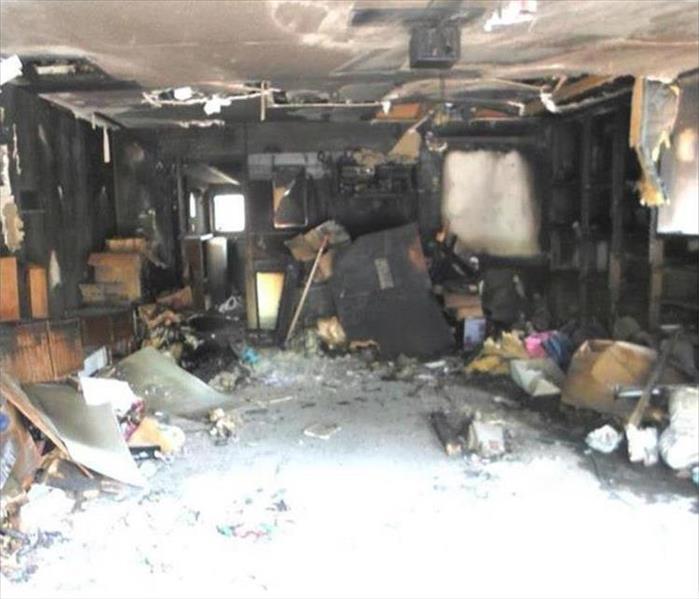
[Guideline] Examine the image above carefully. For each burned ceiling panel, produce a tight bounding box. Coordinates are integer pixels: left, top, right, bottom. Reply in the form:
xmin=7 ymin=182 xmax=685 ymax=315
xmin=1 ymin=0 xmax=697 ymax=126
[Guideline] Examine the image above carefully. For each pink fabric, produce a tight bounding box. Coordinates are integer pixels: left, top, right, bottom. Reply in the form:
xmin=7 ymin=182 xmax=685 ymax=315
xmin=525 ymin=331 xmax=554 ymax=358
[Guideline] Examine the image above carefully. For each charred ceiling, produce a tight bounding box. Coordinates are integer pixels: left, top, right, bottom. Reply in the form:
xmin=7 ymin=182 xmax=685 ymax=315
xmin=1 ymin=0 xmax=697 ymax=128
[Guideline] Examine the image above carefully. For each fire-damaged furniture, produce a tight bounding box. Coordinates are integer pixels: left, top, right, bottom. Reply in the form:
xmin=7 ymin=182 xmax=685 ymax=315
xmin=0 ymin=319 xmax=83 ymax=383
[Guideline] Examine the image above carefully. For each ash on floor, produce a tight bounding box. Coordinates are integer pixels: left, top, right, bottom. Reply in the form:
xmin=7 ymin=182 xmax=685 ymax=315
xmin=2 ymin=351 xmax=697 ymax=599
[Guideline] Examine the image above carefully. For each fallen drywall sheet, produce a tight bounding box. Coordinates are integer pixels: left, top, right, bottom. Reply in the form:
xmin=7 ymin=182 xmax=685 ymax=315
xmin=510 ymin=358 xmax=565 ymax=397
xmin=330 ymin=223 xmax=453 ymax=358
xmin=442 ymin=150 xmax=540 ymax=257
xmin=80 ymin=377 xmax=139 ymax=415
xmin=1 ymin=372 xmax=70 ymax=457
xmin=113 ymin=347 xmax=234 ymax=417
xmin=22 ymin=383 xmax=146 ymax=487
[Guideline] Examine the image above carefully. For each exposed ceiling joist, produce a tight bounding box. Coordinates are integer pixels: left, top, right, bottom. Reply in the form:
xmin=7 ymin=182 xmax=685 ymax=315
xmin=522 ymin=75 xmax=619 ymax=116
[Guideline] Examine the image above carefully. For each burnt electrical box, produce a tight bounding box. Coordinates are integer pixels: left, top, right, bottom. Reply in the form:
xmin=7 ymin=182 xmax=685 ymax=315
xmin=409 ymin=25 xmax=461 ymax=69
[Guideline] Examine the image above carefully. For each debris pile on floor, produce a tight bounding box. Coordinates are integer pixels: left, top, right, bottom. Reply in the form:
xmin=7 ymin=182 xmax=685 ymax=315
xmin=215 ymin=489 xmax=293 ymax=542
xmin=455 ymin=312 xmax=698 ymax=478
xmin=282 ymin=221 xmax=454 ymax=359
xmin=429 ymin=410 xmax=508 ymax=460
xmin=586 ymin=424 xmax=623 ymax=454
xmin=0 ymin=343 xmax=238 ymax=566
xmin=2 ymin=207 xmax=698 ymax=586
xmin=659 ymin=386 xmax=699 ymax=471
xmin=137 ymin=303 xmax=201 ymax=364
xmin=208 ymin=407 xmax=241 ymax=444
xmin=128 ymin=416 xmax=185 ymax=456
xmin=303 ymin=422 xmax=341 ymax=441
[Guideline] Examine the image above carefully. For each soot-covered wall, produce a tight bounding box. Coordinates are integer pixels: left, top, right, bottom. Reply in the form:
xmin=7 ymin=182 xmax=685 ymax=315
xmin=112 ymin=131 xmax=180 ymax=289
xmin=0 ymin=86 xmax=116 ymax=316
xmin=442 ymin=149 xmax=541 ymax=257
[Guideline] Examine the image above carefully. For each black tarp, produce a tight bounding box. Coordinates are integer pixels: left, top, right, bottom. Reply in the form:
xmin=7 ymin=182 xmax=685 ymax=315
xmin=330 ymin=224 xmax=453 ymax=358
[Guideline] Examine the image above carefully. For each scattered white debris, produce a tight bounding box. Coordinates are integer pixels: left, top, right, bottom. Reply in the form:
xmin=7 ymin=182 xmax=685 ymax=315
xmin=79 ymin=346 xmax=110 ymax=377
xmin=80 ymin=377 xmax=139 ymax=416
xmin=539 ymin=91 xmax=560 ymax=113
xmin=466 ymin=421 xmax=506 ymax=458
xmin=659 ymin=386 xmax=699 ymax=470
xmin=177 ymin=119 xmax=226 ymax=128
xmin=509 ymin=358 xmax=564 ymax=397
xmin=217 ymin=294 xmax=242 ymax=313
xmin=11 ymin=124 xmax=21 ymax=175
xmin=208 ymin=408 xmax=241 ymax=442
xmin=491 ymin=395 xmax=519 ymax=408
xmin=0 ymin=54 xmax=22 ymax=86
xmin=304 ymin=423 xmax=341 ymax=440
xmin=203 ymin=95 xmax=233 ymax=115
xmin=208 ymin=371 xmax=241 ymax=392
xmin=269 ymin=395 xmax=294 ymax=405
xmin=586 ymin=425 xmax=623 ymax=454
xmin=173 ymin=86 xmax=193 ymax=101
xmin=424 ymin=360 xmax=446 ymax=369
xmin=626 ymin=424 xmax=659 ymax=467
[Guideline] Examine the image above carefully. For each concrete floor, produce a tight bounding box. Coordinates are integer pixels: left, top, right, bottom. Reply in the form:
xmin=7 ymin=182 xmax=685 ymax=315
xmin=2 ymin=351 xmax=698 ymax=599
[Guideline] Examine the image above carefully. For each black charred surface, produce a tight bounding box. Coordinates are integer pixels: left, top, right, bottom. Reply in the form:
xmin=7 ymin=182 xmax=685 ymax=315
xmin=330 ymin=224 xmax=454 ymax=358
xmin=112 ymin=130 xmax=179 ymax=287
xmin=1 ymin=86 xmax=115 ymax=316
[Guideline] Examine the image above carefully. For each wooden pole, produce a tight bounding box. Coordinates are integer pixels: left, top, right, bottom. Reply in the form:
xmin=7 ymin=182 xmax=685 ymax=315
xmin=284 ymin=236 xmax=329 ymax=347
xmin=648 ymin=208 xmax=665 ymax=331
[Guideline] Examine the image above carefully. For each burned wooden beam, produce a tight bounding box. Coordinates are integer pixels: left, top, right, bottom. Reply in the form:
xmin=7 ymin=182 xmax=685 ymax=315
xmin=430 ymin=411 xmax=463 ymax=457
xmin=578 ymin=115 xmax=593 ymax=323
xmin=523 ymin=75 xmax=616 ymax=116
xmin=609 ymin=109 xmax=626 ymax=322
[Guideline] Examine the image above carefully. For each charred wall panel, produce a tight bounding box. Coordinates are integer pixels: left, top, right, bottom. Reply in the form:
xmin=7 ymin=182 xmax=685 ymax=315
xmin=156 ymin=122 xmax=408 ymax=161
xmin=112 ymin=131 xmax=179 ymax=287
xmin=0 ymin=86 xmax=116 ymax=316
xmin=156 ymin=122 xmax=423 ymax=325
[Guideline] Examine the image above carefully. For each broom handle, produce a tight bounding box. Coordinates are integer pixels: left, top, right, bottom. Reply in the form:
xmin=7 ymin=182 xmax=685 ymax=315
xmin=284 ymin=235 xmax=329 ymax=347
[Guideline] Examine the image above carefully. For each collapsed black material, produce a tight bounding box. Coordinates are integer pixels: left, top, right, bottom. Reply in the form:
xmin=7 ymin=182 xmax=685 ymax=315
xmin=330 ymin=223 xmax=453 ymax=359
